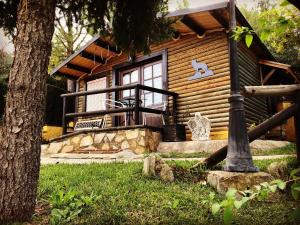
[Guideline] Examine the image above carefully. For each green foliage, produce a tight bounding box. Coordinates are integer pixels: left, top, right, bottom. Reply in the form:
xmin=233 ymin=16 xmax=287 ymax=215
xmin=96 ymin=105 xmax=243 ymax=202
xmin=240 ymin=0 xmax=300 ymax=65
xmin=36 ymin=161 xmax=299 ymax=224
xmin=0 ymin=49 xmax=12 ymax=121
xmin=1 ymin=0 xmax=174 ymax=57
xmin=209 ymin=168 xmax=300 ymax=224
xmin=49 ymin=189 xmax=99 ymax=225
xmin=232 ymin=26 xmax=255 ymax=48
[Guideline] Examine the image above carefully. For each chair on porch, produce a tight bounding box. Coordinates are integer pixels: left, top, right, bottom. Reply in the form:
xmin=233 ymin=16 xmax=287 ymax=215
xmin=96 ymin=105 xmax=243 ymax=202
xmin=102 ymin=99 xmax=128 ymax=127
xmin=142 ymin=101 xmax=168 ymax=126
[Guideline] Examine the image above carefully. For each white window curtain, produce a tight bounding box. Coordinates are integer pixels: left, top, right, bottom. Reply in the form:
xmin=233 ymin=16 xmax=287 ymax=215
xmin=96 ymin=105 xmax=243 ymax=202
xmin=86 ymin=77 xmax=107 ymax=112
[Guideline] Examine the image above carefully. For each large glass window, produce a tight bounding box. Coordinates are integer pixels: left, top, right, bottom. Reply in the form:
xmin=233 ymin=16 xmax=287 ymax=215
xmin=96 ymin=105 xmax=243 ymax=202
xmin=120 ymin=61 xmax=163 ymax=107
xmin=142 ymin=62 xmax=163 ymax=107
xmin=121 ymin=69 xmax=139 ymax=98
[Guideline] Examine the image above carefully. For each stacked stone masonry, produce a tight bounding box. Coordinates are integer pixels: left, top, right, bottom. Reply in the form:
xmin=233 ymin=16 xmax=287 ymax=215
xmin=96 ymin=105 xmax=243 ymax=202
xmin=42 ymin=128 xmax=161 ymax=155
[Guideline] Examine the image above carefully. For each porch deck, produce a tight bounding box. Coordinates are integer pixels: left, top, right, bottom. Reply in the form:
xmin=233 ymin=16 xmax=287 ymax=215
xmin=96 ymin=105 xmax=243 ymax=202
xmin=61 ymin=84 xmax=178 ymax=135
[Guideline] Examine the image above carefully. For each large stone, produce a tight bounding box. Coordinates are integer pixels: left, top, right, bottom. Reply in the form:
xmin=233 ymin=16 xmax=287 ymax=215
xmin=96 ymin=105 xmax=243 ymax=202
xmin=207 ymin=171 xmax=274 ymax=195
xmin=152 ymin=132 xmax=161 ymax=143
xmin=267 ymin=161 xmax=289 ymax=180
xmin=61 ymin=145 xmax=74 ymax=153
xmin=126 ymin=129 xmax=139 ymax=139
xmin=41 ymin=144 xmax=49 ymax=154
xmin=107 ymin=133 xmax=116 ymax=142
xmin=159 ymin=164 xmax=175 ymax=182
xmin=62 ymin=139 xmax=71 ymax=146
xmin=115 ymin=134 xmax=125 ymax=143
xmin=71 ymin=136 xmax=82 ymax=149
xmin=101 ymin=143 xmax=110 ymax=151
xmin=80 ymin=135 xmax=94 ymax=147
xmin=143 ymin=154 xmax=158 ymax=176
xmin=121 ymin=140 xmax=130 ymax=150
xmin=94 ymin=133 xmax=105 ymax=144
xmin=138 ymin=137 xmax=146 ymax=147
xmin=116 ymin=150 xmax=138 ymax=159
xmin=47 ymin=142 xmax=63 ymax=154
xmin=134 ymin=145 xmax=147 ymax=154
xmin=140 ymin=130 xmax=146 ymax=136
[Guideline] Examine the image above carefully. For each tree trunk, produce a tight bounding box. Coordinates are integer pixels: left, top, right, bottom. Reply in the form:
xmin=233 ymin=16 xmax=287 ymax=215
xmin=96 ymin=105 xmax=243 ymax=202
xmin=0 ymin=0 xmax=56 ymax=222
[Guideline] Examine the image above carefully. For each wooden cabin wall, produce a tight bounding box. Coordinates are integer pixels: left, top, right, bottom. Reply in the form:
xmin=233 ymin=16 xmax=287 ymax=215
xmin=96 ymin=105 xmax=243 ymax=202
xmin=237 ymin=44 xmax=268 ymax=127
xmin=76 ymin=31 xmax=231 ymax=140
xmin=166 ymin=32 xmax=230 ymax=140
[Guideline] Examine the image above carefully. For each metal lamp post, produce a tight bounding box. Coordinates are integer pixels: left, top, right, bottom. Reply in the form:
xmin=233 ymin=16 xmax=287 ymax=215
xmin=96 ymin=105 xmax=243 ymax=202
xmin=223 ymin=0 xmax=258 ymax=172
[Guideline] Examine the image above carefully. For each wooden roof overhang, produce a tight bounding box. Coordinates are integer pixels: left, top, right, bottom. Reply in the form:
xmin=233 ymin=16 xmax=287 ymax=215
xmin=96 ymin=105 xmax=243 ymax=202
xmin=50 ymin=0 xmax=275 ymax=80
xmin=259 ymin=59 xmax=300 ymax=85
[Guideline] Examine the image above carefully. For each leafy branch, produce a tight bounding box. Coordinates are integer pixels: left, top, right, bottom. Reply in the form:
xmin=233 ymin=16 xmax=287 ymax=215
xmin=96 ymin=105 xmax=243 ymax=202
xmin=207 ymin=168 xmax=300 ymax=225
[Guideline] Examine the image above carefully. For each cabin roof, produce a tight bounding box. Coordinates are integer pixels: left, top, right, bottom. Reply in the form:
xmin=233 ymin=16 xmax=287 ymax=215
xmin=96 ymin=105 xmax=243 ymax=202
xmin=50 ymin=0 xmax=275 ymax=79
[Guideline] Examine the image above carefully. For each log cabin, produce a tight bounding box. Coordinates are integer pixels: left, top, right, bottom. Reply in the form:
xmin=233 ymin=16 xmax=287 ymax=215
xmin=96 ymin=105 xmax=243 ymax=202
xmin=46 ymin=1 xmax=299 ymax=154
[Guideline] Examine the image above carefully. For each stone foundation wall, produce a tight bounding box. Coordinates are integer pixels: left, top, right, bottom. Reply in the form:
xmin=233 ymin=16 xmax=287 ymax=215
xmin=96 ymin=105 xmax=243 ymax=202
xmin=42 ymin=128 xmax=161 ymax=155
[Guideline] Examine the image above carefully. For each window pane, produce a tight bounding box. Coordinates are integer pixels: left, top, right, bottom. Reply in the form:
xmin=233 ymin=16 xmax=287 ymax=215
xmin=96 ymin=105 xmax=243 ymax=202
xmin=131 ymin=70 xmax=139 ymax=83
xmin=144 ymin=93 xmax=153 ymax=107
xmin=153 ymin=77 xmax=162 ymax=89
xmin=123 ymin=90 xmax=130 ymax=97
xmin=144 ymin=79 xmax=152 ymax=87
xmin=123 ymin=74 xmax=130 ymax=85
xmin=153 ymin=63 xmax=162 ymax=77
xmin=154 ymin=93 xmax=163 ymax=104
xmin=130 ymin=89 xmax=135 ymax=97
xmin=144 ymin=66 xmax=152 ymax=80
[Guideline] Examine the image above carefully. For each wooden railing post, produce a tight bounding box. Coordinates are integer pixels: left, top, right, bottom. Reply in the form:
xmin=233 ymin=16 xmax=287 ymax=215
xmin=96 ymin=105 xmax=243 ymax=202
xmin=172 ymin=95 xmax=177 ymax=124
xmin=134 ymin=86 xmax=140 ymax=125
xmin=62 ymin=96 xmax=67 ymax=134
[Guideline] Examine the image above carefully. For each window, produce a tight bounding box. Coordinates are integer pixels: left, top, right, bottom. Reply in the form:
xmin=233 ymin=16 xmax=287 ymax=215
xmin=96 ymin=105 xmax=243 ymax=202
xmin=119 ymin=60 xmax=164 ymax=107
xmin=121 ymin=69 xmax=139 ymax=98
xmin=86 ymin=77 xmax=107 ymax=112
xmin=142 ymin=62 xmax=163 ymax=106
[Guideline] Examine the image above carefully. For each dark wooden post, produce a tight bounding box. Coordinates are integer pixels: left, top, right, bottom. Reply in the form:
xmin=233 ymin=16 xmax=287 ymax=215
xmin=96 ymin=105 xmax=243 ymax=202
xmin=224 ymin=0 xmax=258 ymax=172
xmin=134 ymin=86 xmax=140 ymax=125
xmin=295 ymin=92 xmax=300 ymax=164
xmin=172 ymin=94 xmax=177 ymax=124
xmin=62 ymin=96 xmax=67 ymax=134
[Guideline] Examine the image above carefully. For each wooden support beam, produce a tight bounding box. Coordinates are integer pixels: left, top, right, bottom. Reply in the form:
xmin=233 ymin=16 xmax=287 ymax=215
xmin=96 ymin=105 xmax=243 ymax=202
xmin=95 ymin=39 xmax=121 ymax=54
xmin=243 ymin=84 xmax=300 ymax=97
xmin=181 ymin=15 xmax=206 ymax=37
xmin=263 ymin=68 xmax=276 ymax=84
xmin=54 ymin=71 xmax=78 ymax=80
xmin=65 ymin=63 xmax=91 ymax=74
xmin=135 ymin=86 xmax=140 ymax=125
xmin=80 ymin=51 xmax=106 ymax=64
xmin=210 ymin=10 xmax=228 ymax=30
xmin=201 ymin=103 xmax=299 ymax=168
xmin=62 ymin=97 xmax=67 ymax=135
xmin=287 ymin=68 xmax=300 ymax=84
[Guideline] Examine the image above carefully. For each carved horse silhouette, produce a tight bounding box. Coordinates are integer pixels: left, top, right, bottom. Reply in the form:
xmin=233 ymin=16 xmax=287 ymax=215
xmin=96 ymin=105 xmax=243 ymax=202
xmin=189 ymin=60 xmax=214 ymax=80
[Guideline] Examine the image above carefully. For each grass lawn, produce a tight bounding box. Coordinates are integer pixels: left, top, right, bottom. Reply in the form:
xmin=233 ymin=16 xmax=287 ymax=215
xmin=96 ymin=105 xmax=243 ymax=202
xmin=32 ymin=156 xmax=299 ymax=225
xmin=159 ymin=143 xmax=296 ymax=159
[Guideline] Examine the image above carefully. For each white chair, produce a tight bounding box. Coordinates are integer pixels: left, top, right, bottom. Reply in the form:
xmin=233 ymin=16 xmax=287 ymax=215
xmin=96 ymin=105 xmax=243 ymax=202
xmin=142 ymin=101 xmax=167 ymax=125
xmin=103 ymin=99 xmax=127 ymax=127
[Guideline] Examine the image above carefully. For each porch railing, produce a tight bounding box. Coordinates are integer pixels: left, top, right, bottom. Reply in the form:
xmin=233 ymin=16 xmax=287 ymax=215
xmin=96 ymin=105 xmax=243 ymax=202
xmin=60 ymin=84 xmax=178 ymax=134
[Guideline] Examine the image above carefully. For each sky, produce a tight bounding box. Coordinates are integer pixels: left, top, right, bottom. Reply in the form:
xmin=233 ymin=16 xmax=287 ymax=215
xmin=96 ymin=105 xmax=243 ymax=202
xmin=0 ymin=0 xmax=258 ymax=55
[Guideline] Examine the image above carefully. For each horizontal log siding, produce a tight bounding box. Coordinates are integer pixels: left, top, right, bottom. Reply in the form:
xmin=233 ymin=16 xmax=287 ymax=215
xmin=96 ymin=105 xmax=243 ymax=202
xmin=238 ymin=44 xmax=268 ymax=126
xmin=167 ymin=32 xmax=230 ymax=140
xmin=75 ymin=32 xmax=231 ymax=139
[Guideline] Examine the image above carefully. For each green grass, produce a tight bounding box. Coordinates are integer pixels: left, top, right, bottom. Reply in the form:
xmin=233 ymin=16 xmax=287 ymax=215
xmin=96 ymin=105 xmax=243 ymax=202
xmin=34 ymin=157 xmax=299 ymax=225
xmin=159 ymin=144 xmax=296 ymax=159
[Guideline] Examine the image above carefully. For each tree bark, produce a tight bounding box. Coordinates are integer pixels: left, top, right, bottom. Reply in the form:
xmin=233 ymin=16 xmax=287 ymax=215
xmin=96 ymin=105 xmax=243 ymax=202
xmin=0 ymin=0 xmax=56 ymax=222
